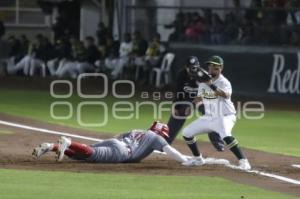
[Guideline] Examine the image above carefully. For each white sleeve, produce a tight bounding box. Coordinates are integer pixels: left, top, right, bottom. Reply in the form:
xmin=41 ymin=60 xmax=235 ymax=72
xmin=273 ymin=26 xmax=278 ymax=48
xmin=162 ymin=145 xmax=188 ymax=163
xmin=217 ymin=80 xmax=232 ymax=98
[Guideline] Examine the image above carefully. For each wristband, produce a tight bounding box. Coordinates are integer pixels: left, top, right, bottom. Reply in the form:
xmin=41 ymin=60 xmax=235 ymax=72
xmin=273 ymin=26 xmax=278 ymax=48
xmin=210 ymin=84 xmax=217 ymax=91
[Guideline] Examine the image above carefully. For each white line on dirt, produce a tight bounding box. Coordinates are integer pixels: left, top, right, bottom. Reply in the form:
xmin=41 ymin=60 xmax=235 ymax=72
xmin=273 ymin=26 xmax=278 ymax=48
xmin=0 ymin=119 xmax=300 ymax=186
xmin=292 ymin=164 xmax=300 ymax=169
xmin=226 ymin=164 xmax=300 ymax=185
xmin=0 ymin=120 xmax=104 ymax=142
xmin=248 ymin=170 xmax=300 ymax=185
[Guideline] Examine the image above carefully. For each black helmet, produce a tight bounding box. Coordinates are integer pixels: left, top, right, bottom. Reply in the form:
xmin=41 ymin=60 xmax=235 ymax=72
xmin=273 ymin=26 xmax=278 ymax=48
xmin=186 ymin=56 xmax=200 ymax=67
xmin=185 ymin=56 xmax=200 ymax=75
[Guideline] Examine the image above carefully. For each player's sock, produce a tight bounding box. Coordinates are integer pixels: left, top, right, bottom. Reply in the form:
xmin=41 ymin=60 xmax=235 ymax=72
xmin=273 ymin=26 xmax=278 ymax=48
xmin=68 ymin=142 xmax=93 ymax=158
xmin=183 ymin=136 xmax=200 ymax=157
xmin=64 ymin=149 xmax=76 ymax=157
xmin=51 ymin=144 xmax=76 ymax=157
xmin=51 ymin=144 xmax=58 ymax=152
xmin=223 ymin=136 xmax=245 ymax=160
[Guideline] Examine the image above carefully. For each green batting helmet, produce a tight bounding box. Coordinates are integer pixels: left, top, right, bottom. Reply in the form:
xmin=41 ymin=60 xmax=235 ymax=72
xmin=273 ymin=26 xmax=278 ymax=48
xmin=206 ymin=55 xmax=224 ymax=66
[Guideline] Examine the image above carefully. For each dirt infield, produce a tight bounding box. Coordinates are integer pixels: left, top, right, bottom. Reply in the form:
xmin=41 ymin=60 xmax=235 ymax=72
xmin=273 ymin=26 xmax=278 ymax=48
xmin=0 ymin=113 xmax=299 ymax=197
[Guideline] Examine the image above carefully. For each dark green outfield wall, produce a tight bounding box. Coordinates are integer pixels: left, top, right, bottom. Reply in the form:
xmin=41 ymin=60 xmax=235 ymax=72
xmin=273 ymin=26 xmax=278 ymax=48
xmin=169 ymin=44 xmax=300 ymax=102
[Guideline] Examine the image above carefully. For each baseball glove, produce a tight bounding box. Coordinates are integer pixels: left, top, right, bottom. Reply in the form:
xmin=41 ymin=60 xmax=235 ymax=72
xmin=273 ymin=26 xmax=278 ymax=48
xmin=193 ymin=67 xmax=212 ymax=82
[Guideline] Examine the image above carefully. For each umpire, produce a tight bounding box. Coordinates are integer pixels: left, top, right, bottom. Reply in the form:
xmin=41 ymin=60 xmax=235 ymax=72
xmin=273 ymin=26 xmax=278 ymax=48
xmin=167 ymin=56 xmax=225 ymax=151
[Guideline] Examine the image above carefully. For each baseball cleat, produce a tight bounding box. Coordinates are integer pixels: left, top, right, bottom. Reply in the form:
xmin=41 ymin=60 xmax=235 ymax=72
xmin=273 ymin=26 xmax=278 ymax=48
xmin=238 ymin=159 xmax=251 ymax=170
xmin=182 ymin=155 xmax=205 ymax=166
xmin=57 ymin=136 xmax=71 ymax=162
xmin=32 ymin=143 xmax=53 ymax=159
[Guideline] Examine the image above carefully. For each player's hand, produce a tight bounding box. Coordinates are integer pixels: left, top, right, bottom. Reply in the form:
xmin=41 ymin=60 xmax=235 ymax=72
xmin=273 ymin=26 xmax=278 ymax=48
xmin=205 ymin=79 xmax=213 ymax=86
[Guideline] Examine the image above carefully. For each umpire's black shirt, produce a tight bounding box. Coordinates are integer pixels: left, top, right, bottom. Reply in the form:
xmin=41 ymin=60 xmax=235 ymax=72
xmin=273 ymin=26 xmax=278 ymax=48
xmin=173 ymin=68 xmax=198 ymax=105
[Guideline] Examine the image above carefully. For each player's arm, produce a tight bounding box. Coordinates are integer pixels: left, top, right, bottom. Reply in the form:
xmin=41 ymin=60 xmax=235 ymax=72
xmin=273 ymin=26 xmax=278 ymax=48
xmin=212 ymin=87 xmax=229 ymax=98
xmin=162 ymin=145 xmax=188 ymax=163
xmin=206 ymin=80 xmax=231 ymax=99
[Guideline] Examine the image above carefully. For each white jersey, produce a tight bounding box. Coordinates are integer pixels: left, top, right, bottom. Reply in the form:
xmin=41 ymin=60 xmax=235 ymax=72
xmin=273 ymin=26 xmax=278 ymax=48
xmin=197 ymin=74 xmax=236 ymax=117
xmin=119 ymin=41 xmax=133 ymax=57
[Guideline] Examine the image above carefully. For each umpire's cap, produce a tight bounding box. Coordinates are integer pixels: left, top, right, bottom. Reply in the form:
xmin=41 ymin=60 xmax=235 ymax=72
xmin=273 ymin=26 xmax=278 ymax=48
xmin=206 ymin=55 xmax=224 ymax=66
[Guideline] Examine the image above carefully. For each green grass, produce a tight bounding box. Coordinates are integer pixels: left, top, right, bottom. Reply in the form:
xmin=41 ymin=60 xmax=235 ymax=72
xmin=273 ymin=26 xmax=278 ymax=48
xmin=0 ymin=89 xmax=299 ymax=199
xmin=197 ymin=110 xmax=300 ymax=157
xmin=0 ymin=89 xmax=168 ymax=132
xmin=234 ymin=111 xmax=300 ymax=156
xmin=0 ymin=169 xmax=297 ymax=199
xmin=0 ymin=88 xmax=300 ymax=157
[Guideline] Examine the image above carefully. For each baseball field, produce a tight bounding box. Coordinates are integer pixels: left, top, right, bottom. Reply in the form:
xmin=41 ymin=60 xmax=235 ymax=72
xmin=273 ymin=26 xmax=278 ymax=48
xmin=0 ymin=77 xmax=299 ymax=198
